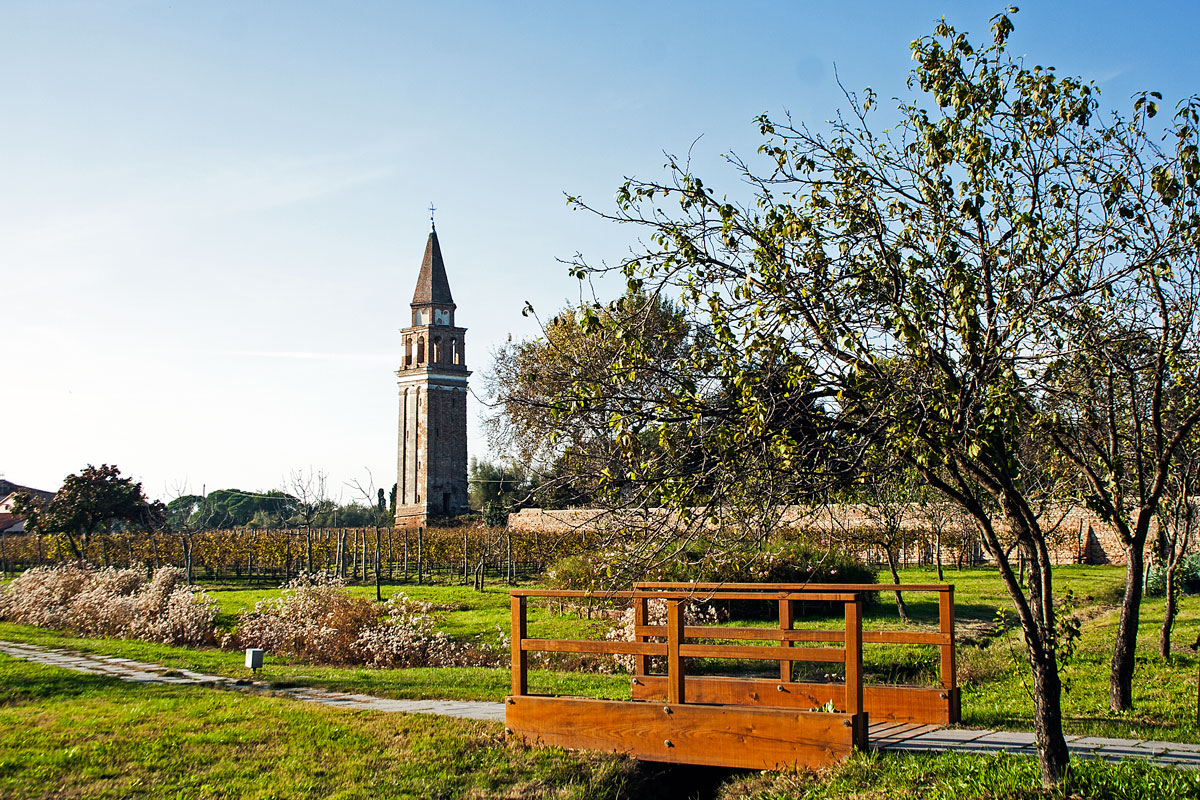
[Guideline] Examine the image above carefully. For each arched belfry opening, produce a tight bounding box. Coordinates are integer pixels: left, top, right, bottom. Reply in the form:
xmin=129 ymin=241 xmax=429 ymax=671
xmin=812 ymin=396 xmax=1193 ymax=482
xmin=394 ymin=223 xmax=470 ymax=528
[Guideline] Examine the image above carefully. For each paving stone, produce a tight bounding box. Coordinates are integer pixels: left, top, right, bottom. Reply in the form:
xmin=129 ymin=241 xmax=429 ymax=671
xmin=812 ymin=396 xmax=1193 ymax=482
xmin=1072 ymin=736 xmax=1142 ymax=748
xmin=908 ymin=729 xmax=990 ymax=743
xmin=974 ymin=732 xmax=1036 ymax=746
xmin=1146 ymin=740 xmax=1200 ymax=752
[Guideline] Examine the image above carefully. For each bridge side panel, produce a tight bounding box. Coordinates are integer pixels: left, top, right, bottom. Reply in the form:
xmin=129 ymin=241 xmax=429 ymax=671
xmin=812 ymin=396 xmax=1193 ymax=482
xmin=632 ymin=675 xmax=958 ymax=725
xmin=505 ymin=696 xmax=856 ymax=770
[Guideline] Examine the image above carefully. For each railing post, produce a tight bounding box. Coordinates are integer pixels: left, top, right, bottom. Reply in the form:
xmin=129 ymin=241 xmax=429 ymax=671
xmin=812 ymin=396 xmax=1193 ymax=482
xmin=844 ymin=593 xmax=865 ymax=748
xmin=634 ymin=595 xmax=650 ymax=678
xmin=666 ymin=597 xmax=684 ymax=704
xmin=511 ymin=595 xmax=527 ymax=697
xmin=939 ymin=586 xmax=957 ymax=720
xmin=779 ymin=597 xmax=795 ymax=682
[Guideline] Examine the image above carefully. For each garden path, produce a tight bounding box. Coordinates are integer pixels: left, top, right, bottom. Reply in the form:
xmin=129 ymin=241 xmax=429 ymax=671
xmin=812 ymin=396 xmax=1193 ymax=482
xmin=3 ymin=638 xmax=1197 ymax=768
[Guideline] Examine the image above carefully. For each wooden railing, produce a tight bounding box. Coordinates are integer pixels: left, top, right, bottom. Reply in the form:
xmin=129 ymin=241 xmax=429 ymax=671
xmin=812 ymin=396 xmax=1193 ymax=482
xmin=630 ymin=581 xmax=958 ymax=724
xmin=506 ymin=586 xmax=872 ymax=769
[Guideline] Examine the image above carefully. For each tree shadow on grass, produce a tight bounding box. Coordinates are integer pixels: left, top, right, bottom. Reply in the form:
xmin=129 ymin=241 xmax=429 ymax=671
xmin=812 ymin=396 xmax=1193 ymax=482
xmin=0 ymin=656 xmax=127 ymax=706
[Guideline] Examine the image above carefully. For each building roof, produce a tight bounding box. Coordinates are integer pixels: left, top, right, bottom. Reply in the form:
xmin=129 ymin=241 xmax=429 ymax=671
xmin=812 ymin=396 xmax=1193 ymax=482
xmin=0 ymin=513 xmax=24 ymax=533
xmin=411 ymin=228 xmax=455 ymax=307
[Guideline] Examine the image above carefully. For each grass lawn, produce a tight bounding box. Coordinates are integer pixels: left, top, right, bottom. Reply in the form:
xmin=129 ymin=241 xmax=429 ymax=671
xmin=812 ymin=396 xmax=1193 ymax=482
xmin=0 ymin=654 xmax=640 ymax=800
xmin=3 ymin=565 xmax=1198 ymax=744
xmin=3 ymin=653 xmax=1197 ymax=800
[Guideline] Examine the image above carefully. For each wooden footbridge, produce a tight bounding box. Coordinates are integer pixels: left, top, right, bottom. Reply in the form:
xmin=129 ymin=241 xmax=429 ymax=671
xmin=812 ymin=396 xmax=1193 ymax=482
xmin=506 ymin=582 xmax=958 ymax=770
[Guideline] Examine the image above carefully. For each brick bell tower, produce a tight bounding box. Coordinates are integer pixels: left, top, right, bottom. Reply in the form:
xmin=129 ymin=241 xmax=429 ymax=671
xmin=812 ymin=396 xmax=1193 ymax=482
xmin=395 ymin=221 xmax=470 ymax=527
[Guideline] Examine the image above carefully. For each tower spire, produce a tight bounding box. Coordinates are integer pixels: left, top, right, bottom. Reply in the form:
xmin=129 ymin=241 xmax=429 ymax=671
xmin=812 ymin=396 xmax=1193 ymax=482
xmin=411 ymin=226 xmax=455 ymax=307
xmin=428 ymin=202 xmax=436 ymax=231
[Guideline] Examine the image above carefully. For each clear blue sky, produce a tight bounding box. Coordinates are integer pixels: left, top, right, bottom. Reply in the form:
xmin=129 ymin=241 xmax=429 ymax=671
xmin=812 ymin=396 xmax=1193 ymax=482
xmin=4 ymin=1 xmax=1198 ymax=502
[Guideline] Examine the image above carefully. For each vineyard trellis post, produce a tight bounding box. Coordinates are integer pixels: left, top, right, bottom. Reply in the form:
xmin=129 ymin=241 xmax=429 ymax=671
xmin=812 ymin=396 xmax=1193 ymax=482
xmin=374 ymin=527 xmax=383 ymax=601
xmin=417 ymin=526 xmax=423 ymax=584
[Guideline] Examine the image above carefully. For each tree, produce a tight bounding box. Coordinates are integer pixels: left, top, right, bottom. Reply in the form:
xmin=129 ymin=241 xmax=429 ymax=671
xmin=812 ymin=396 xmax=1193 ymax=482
xmin=15 ymin=464 xmax=163 ymax=560
xmin=551 ymin=10 xmax=1200 ymax=785
xmin=1155 ymin=428 xmax=1199 ymax=659
xmin=484 ymin=288 xmax=695 ymax=505
xmin=468 ymin=457 xmax=530 ymax=514
xmin=849 ymin=454 xmax=923 ymax=621
xmin=287 ymin=468 xmax=329 ymax=573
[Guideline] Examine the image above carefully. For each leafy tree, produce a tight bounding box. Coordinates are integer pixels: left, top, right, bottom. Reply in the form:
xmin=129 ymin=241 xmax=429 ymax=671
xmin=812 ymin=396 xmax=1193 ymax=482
xmin=485 ymin=289 xmax=695 ymax=504
xmin=551 ymin=10 xmax=1200 ymax=784
xmin=468 ymin=457 xmax=529 ymax=511
xmin=165 ymin=494 xmax=205 ymax=530
xmin=189 ymin=489 xmax=295 ymax=530
xmin=14 ymin=464 xmax=164 ymax=559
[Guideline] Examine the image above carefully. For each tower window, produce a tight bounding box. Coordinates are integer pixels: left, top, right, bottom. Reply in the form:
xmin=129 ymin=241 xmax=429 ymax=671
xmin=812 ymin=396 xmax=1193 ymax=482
xmin=417 ymin=336 xmax=425 ymax=362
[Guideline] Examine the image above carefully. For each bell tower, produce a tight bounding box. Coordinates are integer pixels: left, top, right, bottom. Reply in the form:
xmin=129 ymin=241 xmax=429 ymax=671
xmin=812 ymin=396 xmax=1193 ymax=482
xmin=395 ymin=222 xmax=470 ymax=527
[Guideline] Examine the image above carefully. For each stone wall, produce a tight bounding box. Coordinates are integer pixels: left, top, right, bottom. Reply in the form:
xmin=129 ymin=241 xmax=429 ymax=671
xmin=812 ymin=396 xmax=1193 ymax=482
xmin=508 ymin=504 xmax=1164 ymax=566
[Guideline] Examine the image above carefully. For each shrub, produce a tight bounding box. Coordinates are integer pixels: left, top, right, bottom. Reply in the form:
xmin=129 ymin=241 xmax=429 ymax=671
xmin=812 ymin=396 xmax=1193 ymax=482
xmin=0 ymin=563 xmax=219 ymax=645
xmin=545 ymin=555 xmax=600 ymax=591
xmin=230 ymin=573 xmax=497 ymax=668
xmin=1145 ymin=552 xmax=1200 ymax=597
xmin=605 ymin=597 xmax=720 ymax=672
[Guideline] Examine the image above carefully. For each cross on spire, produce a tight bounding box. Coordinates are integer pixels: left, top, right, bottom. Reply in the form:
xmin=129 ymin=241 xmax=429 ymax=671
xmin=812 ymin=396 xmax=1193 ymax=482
xmin=428 ymin=202 xmax=437 ymax=230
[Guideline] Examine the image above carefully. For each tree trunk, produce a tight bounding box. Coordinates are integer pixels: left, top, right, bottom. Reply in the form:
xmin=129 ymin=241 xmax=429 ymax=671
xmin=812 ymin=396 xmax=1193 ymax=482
xmin=883 ymin=547 xmax=910 ymax=621
xmin=387 ymin=527 xmax=393 ymax=580
xmin=1031 ymin=650 xmax=1071 ymax=785
xmin=1110 ymin=542 xmax=1145 ymax=711
xmin=306 ymin=530 xmax=313 ymax=574
xmin=935 ymin=530 xmax=944 ymax=582
xmin=180 ymin=534 xmax=193 ymax=585
xmin=1160 ymin=561 xmax=1179 ymax=660
xmin=417 ymin=527 xmax=424 ymax=585
xmin=285 ymin=535 xmax=292 ymax=580
xmin=507 ymin=529 xmax=514 ymax=584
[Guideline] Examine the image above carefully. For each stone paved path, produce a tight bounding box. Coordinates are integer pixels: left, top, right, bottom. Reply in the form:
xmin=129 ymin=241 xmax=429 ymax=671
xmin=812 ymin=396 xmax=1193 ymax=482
xmin=3 ymin=639 xmax=1196 ymax=768
xmin=0 ymin=639 xmax=504 ymax=721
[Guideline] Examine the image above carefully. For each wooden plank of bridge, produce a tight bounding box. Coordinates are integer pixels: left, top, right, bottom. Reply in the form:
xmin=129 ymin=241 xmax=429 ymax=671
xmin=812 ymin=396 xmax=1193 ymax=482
xmin=630 ymin=677 xmax=958 ymax=725
xmin=845 ymin=593 xmax=866 ymax=748
xmin=666 ymin=598 xmax=684 ymax=705
xmin=506 ymin=695 xmax=856 ymax=770
xmin=511 ymin=595 xmax=526 ymax=697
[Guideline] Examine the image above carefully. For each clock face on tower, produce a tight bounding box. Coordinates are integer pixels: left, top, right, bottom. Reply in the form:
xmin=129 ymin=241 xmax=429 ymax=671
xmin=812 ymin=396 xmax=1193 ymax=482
xmin=434 ymin=308 xmax=450 ymax=326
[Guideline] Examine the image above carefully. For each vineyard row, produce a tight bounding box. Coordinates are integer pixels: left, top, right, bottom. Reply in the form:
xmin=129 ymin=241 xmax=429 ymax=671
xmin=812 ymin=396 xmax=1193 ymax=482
xmin=0 ymin=527 xmax=598 ymax=587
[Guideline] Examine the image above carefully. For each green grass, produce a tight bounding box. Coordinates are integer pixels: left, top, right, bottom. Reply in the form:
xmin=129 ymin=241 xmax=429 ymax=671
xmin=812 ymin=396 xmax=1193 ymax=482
xmin=0 ymin=654 xmax=642 ymax=800
xmin=3 ymin=564 xmax=1200 ymax=798
xmin=0 ymin=621 xmax=631 ymax=702
xmin=719 ymin=750 xmax=1200 ymax=800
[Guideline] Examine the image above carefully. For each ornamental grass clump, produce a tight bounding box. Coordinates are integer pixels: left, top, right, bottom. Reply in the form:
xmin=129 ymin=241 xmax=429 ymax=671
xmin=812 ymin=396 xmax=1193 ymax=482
xmin=0 ymin=563 xmax=219 ymax=645
xmin=230 ymin=573 xmax=491 ymax=668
